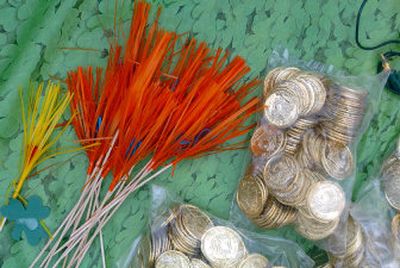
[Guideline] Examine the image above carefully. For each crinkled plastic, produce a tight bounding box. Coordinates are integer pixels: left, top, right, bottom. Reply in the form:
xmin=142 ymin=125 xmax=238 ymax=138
xmin=348 ymin=179 xmax=399 ymax=268
xmin=119 ymin=185 xmax=314 ymax=268
xmin=230 ymin=48 xmax=389 ymax=257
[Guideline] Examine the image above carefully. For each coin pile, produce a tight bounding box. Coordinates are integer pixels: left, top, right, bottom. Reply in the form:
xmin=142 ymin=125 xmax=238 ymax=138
xmin=138 ymin=204 xmax=273 ymax=268
xmin=298 ymin=130 xmax=354 ymax=180
xmin=381 ymin=138 xmax=400 ymax=243
xmin=284 ymin=118 xmax=317 ymax=155
xmin=261 ymin=67 xmax=358 ymax=179
xmin=264 ymin=68 xmax=327 ymax=129
xmin=251 ymin=195 xmax=298 ymax=228
xmin=382 ymin=140 xmax=400 ymax=212
xmin=322 ymin=83 xmax=367 ymax=144
xmin=250 ymin=126 xmax=285 ymax=158
xmin=135 ymin=226 xmax=172 ymax=267
xmin=263 ymin=67 xmax=366 ymax=143
xmin=236 ymin=171 xmax=297 ymax=228
xmin=328 ymin=216 xmax=366 ymax=268
xmin=168 ymin=205 xmax=214 ymax=256
xmin=295 ymin=181 xmax=345 ymax=240
xmin=239 ymin=67 xmax=363 ymax=240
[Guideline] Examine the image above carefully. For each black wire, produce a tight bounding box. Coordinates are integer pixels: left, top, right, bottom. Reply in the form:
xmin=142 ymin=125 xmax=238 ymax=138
xmin=356 ymin=0 xmax=400 ymax=51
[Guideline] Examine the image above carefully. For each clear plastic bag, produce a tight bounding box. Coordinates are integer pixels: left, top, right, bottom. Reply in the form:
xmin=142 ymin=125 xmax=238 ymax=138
xmin=302 ymin=138 xmax=400 ymax=268
xmin=121 ymin=185 xmax=314 ymax=268
xmin=348 ymin=179 xmax=399 ymax=268
xmin=231 ymin=48 xmax=389 ymax=257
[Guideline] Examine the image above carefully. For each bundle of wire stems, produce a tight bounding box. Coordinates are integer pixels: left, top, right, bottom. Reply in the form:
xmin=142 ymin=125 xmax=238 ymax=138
xmin=31 ymin=1 xmax=260 ymax=267
xmin=0 ymin=82 xmax=73 ymax=234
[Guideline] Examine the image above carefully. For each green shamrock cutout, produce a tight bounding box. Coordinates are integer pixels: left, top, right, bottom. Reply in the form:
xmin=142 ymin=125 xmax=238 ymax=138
xmin=0 ymin=196 xmax=50 ymax=246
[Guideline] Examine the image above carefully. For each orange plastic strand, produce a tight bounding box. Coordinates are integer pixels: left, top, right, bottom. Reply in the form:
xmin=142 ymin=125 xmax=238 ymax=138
xmin=67 ymin=0 xmax=261 ymax=190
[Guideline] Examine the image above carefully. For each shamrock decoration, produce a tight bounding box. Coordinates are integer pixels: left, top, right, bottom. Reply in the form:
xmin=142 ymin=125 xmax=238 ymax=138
xmin=0 ymin=196 xmax=50 ymax=246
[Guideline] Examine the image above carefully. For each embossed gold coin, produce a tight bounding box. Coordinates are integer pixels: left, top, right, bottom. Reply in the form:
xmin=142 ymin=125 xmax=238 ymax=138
xmin=264 ymin=67 xmax=301 ymax=96
xmin=250 ymin=126 xmax=285 ymax=157
xmin=321 ymin=140 xmax=354 ymax=180
xmin=155 ymin=250 xmax=191 ymax=268
xmin=263 ymin=154 xmax=299 ymax=191
xmin=306 ymin=181 xmax=345 ymax=222
xmin=169 ymin=205 xmax=213 ymax=256
xmin=201 ymin=226 xmax=247 ymax=267
xmin=264 ymin=91 xmax=300 ymax=129
xmin=237 ymin=174 xmax=268 ymax=218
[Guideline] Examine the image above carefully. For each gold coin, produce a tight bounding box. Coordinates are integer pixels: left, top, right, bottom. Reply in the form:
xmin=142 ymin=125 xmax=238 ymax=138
xmin=250 ymin=126 xmax=285 ymax=157
xmin=237 ymin=175 xmax=268 ymax=218
xmin=306 ymin=181 xmax=345 ymax=222
xmin=295 ymin=211 xmax=339 ymax=240
xmin=155 ymin=250 xmax=191 ymax=268
xmin=180 ymin=205 xmax=214 ymax=239
xmin=383 ymin=163 xmax=400 ymax=211
xmin=264 ymin=91 xmax=300 ymax=129
xmin=294 ymin=74 xmax=326 ymax=116
xmin=253 ymin=196 xmax=297 ymax=228
xmin=264 ymin=67 xmax=301 ymax=96
xmin=263 ymin=154 xmax=299 ymax=192
xmin=321 ymin=140 xmax=354 ymax=180
xmin=201 ymin=226 xmax=247 ymax=267
xmin=168 ymin=205 xmax=213 ymax=256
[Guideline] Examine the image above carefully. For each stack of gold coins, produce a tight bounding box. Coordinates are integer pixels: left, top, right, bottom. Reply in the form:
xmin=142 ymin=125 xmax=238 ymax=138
xmin=263 ymin=154 xmax=305 ymax=206
xmin=236 ymin=172 xmax=296 ymax=228
xmin=155 ymin=250 xmax=192 ymax=267
xmin=322 ymin=83 xmax=367 ymax=145
xmin=146 ymin=204 xmax=272 ymax=268
xmin=168 ymin=205 xmax=214 ymax=256
xmin=263 ymin=67 xmax=301 ymax=97
xmin=381 ymin=138 xmax=400 ymax=244
xmin=284 ymin=118 xmax=317 ymax=155
xmin=295 ymin=211 xmax=340 ymax=241
xmin=299 ymin=130 xmax=354 ymax=180
xmin=329 ymin=217 xmax=366 ymax=268
xmin=236 ymin=174 xmax=268 ymax=219
xmin=296 ymin=181 xmax=345 ymax=240
xmin=263 ymin=68 xmax=327 ymax=129
xmin=251 ymin=195 xmax=297 ymax=228
xmin=134 ymin=227 xmax=172 ymax=268
xmin=382 ymin=155 xmax=400 ymax=211
xmin=149 ymin=227 xmax=173 ymax=266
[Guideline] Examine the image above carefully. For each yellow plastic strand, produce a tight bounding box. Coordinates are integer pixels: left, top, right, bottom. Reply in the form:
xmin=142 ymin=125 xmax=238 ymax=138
xmin=12 ymin=82 xmax=73 ymax=199
xmin=0 ymin=82 xmax=75 ymax=234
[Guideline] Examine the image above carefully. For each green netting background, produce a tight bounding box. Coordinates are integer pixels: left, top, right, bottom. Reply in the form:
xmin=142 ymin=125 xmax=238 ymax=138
xmin=0 ymin=0 xmax=399 ymax=267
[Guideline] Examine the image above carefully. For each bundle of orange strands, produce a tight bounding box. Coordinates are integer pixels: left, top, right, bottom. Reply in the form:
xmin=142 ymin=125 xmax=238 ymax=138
xmin=32 ymin=1 xmax=260 ymax=267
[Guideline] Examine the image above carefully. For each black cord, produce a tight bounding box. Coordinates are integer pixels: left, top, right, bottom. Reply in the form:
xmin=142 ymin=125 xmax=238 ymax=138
xmin=356 ymin=0 xmax=400 ymax=51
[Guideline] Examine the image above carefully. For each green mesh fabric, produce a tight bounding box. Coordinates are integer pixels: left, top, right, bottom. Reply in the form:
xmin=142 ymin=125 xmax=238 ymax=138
xmin=0 ymin=0 xmax=399 ymax=267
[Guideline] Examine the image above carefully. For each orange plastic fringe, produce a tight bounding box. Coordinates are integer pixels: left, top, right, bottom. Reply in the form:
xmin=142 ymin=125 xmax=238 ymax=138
xmin=66 ymin=0 xmax=261 ymax=191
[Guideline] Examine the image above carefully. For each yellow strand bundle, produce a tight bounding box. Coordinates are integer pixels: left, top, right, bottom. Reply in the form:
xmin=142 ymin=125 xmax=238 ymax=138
xmin=14 ymin=82 xmax=73 ymax=199
xmin=0 ymin=82 xmax=74 ymax=232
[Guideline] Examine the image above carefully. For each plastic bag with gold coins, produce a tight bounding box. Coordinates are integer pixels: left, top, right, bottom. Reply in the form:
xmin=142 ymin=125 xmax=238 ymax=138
xmin=231 ymin=48 xmax=389 ymax=258
xmin=322 ymin=137 xmax=400 ymax=268
xmin=121 ymin=185 xmax=314 ymax=268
